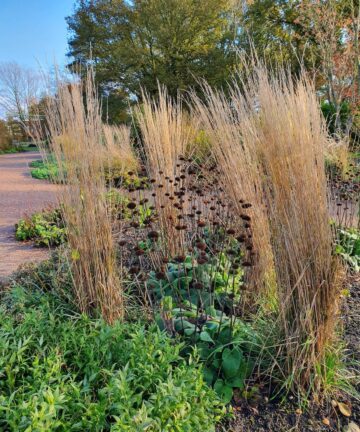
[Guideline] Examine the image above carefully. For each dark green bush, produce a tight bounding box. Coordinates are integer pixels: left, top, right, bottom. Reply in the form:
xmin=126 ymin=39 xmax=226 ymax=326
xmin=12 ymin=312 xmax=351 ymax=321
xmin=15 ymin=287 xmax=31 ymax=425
xmin=321 ymin=101 xmax=351 ymax=135
xmin=15 ymin=208 xmax=66 ymax=247
xmin=0 ymin=286 xmax=225 ymax=431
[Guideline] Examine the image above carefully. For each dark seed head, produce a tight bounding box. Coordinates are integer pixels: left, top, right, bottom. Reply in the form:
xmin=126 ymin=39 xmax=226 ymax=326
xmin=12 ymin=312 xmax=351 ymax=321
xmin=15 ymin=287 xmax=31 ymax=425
xmin=198 ymin=256 xmax=208 ymax=264
xmin=240 ymin=214 xmax=251 ymax=221
xmin=174 ymin=255 xmax=186 ymax=263
xmin=195 ymin=241 xmax=207 ymax=251
xmin=129 ymin=266 xmax=140 ymax=274
xmin=155 ymin=271 xmax=166 ymax=280
xmin=148 ymin=230 xmax=159 ymax=240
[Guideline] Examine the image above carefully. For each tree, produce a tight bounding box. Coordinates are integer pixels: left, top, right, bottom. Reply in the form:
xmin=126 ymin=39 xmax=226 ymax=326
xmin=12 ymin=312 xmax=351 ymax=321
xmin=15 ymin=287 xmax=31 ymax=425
xmin=67 ymin=0 xmax=239 ymax=121
xmin=236 ymin=0 xmax=360 ymax=137
xmin=296 ymin=0 xmax=360 ymax=133
xmin=0 ymin=119 xmax=12 ymax=151
xmin=237 ymin=0 xmax=318 ymax=73
xmin=0 ymin=62 xmax=41 ymax=123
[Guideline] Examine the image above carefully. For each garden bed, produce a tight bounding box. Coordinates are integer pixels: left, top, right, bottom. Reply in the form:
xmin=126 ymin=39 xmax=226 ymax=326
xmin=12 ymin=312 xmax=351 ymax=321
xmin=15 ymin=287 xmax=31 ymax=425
xmin=222 ymin=276 xmax=360 ymax=432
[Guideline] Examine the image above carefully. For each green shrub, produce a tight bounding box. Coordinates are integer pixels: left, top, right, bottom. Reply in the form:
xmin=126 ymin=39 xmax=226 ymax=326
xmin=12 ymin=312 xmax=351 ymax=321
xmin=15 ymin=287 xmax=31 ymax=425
xmin=106 ymin=189 xmax=152 ymax=225
xmin=321 ymin=101 xmax=351 ymax=135
xmin=144 ymin=251 xmax=261 ymax=403
xmin=0 ymin=145 xmax=35 ymax=155
xmin=29 ymin=158 xmax=61 ymax=181
xmin=0 ymin=286 xmax=225 ymax=431
xmin=15 ymin=208 xmax=66 ymax=247
xmin=335 ymin=227 xmax=360 ymax=272
xmin=156 ymin=295 xmax=260 ymax=404
xmin=0 ymin=147 xmax=22 ymax=154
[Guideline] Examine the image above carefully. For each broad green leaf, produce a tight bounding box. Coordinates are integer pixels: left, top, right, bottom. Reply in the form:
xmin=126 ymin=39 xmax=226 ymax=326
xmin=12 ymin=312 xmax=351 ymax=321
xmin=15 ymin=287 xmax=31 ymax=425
xmin=225 ymin=376 xmax=245 ymax=389
xmin=200 ymin=331 xmax=214 ymax=343
xmin=222 ymin=347 xmax=243 ymax=379
xmin=214 ymin=379 xmax=233 ymax=404
xmin=203 ymin=367 xmax=216 ymax=386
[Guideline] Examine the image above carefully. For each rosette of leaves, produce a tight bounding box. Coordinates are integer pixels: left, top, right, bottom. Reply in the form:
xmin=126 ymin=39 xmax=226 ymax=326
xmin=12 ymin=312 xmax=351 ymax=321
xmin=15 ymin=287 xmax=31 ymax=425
xmin=15 ymin=208 xmax=66 ymax=247
xmin=335 ymin=227 xmax=360 ymax=272
xmin=147 ymin=252 xmax=244 ymax=310
xmin=156 ymin=296 xmax=260 ymax=403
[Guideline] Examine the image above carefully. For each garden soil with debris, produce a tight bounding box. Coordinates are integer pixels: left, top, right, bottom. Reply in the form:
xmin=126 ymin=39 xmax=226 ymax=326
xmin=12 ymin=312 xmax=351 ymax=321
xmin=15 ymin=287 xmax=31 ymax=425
xmin=220 ymin=275 xmax=360 ymax=432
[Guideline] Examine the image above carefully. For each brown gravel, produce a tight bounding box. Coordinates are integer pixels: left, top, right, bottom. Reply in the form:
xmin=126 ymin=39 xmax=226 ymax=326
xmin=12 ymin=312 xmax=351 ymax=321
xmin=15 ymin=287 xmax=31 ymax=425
xmin=0 ymin=151 xmax=59 ymax=281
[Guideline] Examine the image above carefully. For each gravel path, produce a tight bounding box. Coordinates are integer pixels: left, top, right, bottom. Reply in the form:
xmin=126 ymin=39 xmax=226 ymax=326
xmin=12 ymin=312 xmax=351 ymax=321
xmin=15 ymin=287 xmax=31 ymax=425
xmin=0 ymin=152 xmax=59 ymax=280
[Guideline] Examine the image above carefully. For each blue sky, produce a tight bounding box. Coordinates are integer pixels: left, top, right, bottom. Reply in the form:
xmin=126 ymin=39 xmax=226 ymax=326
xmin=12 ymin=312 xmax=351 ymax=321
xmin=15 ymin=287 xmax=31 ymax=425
xmin=0 ymin=0 xmax=75 ymax=69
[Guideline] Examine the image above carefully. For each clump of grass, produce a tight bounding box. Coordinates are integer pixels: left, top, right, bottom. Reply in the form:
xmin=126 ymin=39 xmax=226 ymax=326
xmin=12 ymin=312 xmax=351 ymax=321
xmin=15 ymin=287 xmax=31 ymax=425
xmin=193 ymin=83 xmax=274 ymax=305
xmin=102 ymin=124 xmax=139 ymax=179
xmin=135 ymin=87 xmax=194 ymax=257
xmin=193 ymin=65 xmax=344 ymax=395
xmin=33 ymin=70 xmax=124 ymax=323
xmin=253 ymin=70 xmax=342 ymax=393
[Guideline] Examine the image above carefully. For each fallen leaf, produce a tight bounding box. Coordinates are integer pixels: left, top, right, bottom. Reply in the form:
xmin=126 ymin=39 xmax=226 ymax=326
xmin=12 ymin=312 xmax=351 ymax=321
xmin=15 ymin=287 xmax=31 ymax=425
xmin=338 ymin=402 xmax=351 ymax=417
xmin=345 ymin=421 xmax=360 ymax=432
xmin=249 ymin=406 xmax=259 ymax=415
xmin=322 ymin=418 xmax=330 ymax=426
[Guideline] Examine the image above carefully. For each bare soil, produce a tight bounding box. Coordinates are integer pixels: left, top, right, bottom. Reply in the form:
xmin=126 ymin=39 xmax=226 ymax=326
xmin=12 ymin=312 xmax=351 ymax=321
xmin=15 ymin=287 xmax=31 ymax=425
xmin=0 ymin=152 xmax=59 ymax=281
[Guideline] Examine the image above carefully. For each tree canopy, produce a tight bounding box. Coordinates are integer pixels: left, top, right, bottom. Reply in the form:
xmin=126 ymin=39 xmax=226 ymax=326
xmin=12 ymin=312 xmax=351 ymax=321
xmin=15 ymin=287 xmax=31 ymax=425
xmin=67 ymin=0 xmax=359 ymax=126
xmin=67 ymin=0 xmax=239 ymax=121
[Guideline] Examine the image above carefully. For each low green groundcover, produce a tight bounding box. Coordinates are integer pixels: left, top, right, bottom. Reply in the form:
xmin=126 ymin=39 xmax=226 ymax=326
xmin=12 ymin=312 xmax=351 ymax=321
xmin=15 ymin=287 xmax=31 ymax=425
xmin=0 ymin=286 xmax=225 ymax=431
xmin=29 ymin=159 xmax=60 ymax=181
xmin=15 ymin=208 xmax=66 ymax=247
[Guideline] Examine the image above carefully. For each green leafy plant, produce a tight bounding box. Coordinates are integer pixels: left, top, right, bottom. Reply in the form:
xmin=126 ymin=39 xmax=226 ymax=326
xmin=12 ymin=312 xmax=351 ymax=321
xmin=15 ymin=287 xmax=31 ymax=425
xmin=335 ymin=227 xmax=360 ymax=272
xmin=0 ymin=145 xmax=35 ymax=154
xmin=29 ymin=158 xmax=61 ymax=181
xmin=0 ymin=285 xmax=226 ymax=431
xmin=155 ymin=295 xmax=260 ymax=403
xmin=143 ymin=248 xmax=260 ymax=403
xmin=106 ymin=189 xmax=153 ymax=226
xmin=147 ymin=251 xmax=244 ymax=310
xmin=105 ymin=168 xmax=149 ymax=190
xmin=15 ymin=208 xmax=66 ymax=247
xmin=321 ymin=101 xmax=351 ymax=135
